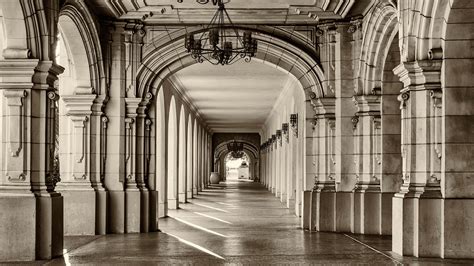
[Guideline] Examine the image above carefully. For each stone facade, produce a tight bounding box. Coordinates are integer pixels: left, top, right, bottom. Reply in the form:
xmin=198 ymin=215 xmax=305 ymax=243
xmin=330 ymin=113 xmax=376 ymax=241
xmin=0 ymin=0 xmax=473 ymax=261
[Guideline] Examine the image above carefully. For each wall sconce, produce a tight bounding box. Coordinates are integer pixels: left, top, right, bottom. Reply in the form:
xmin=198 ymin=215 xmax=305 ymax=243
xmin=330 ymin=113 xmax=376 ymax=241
xmin=290 ymin=113 xmax=298 ymax=137
xmin=282 ymin=123 xmax=289 ymax=143
xmin=276 ymin=130 xmax=282 ymax=146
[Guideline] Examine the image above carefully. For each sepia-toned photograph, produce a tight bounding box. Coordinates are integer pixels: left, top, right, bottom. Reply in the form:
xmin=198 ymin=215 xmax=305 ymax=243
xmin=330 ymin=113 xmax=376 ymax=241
xmin=0 ymin=0 xmax=473 ymax=264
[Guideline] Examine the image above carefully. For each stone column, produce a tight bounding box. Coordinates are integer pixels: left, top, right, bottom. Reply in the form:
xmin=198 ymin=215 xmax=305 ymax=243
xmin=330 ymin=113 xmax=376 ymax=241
xmin=0 ymin=59 xmax=64 ymax=260
xmin=192 ymin=123 xmax=198 ymax=195
xmin=136 ymin=96 xmax=154 ymax=232
xmin=392 ymin=60 xmax=443 ymax=257
xmin=351 ymin=95 xmax=393 ymax=235
xmin=57 ymin=93 xmax=99 ymax=236
xmin=311 ymin=98 xmax=336 ymax=232
xmin=271 ymin=134 xmax=277 ymax=193
xmin=276 ymin=129 xmax=282 ymax=198
xmin=332 ymin=23 xmax=357 ymax=233
xmin=123 ymin=98 xmax=142 ymax=233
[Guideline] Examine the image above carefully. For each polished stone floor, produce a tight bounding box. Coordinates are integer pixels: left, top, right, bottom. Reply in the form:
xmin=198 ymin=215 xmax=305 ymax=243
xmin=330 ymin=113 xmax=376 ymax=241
xmin=14 ymin=181 xmax=474 ymax=265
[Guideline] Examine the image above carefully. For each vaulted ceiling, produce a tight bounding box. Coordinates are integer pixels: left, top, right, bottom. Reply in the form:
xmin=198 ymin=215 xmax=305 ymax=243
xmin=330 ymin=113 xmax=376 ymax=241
xmin=171 ymin=61 xmax=290 ymax=132
xmin=86 ymin=0 xmax=373 ymax=133
xmin=87 ymin=0 xmax=371 ymax=24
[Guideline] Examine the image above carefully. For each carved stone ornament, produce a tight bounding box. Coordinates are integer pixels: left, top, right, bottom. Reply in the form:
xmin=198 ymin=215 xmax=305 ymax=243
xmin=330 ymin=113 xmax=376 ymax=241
xmin=351 ymin=115 xmax=359 ymax=131
xmin=397 ymin=91 xmax=410 ymax=109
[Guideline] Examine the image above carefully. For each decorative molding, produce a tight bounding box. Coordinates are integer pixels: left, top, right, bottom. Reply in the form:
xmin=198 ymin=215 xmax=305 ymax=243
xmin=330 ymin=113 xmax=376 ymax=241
xmin=3 ymin=90 xmax=28 ymax=182
xmin=397 ymin=91 xmax=410 ymax=109
xmin=4 ymin=90 xmax=27 ymax=157
xmin=351 ymin=115 xmax=359 ymax=131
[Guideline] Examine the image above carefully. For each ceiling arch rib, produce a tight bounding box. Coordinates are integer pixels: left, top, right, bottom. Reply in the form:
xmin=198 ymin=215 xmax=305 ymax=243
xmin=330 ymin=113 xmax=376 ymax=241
xmin=137 ymin=27 xmax=326 ymax=101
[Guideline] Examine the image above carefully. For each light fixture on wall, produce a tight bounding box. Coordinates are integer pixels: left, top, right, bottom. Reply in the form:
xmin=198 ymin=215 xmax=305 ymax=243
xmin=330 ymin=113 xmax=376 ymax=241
xmin=276 ymin=130 xmax=282 ymax=146
xmin=183 ymin=0 xmax=258 ymax=65
xmin=227 ymin=140 xmax=244 ymax=158
xmin=290 ymin=114 xmax=298 ymax=137
xmin=282 ymin=123 xmax=289 ymax=143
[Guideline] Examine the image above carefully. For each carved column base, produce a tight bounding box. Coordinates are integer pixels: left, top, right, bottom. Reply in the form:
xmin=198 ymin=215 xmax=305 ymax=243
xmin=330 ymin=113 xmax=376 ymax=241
xmin=159 ymin=201 xmax=168 ymax=218
xmin=0 ymin=194 xmax=36 ymax=261
xmin=392 ymin=183 xmax=442 ymax=257
xmin=443 ymin=199 xmax=474 ymax=258
xmin=0 ymin=192 xmax=64 ymax=261
xmin=125 ymin=189 xmax=141 ymax=233
xmin=179 ymin=192 xmax=187 ymax=204
xmin=149 ymin=191 xmax=159 ymax=232
xmin=36 ymin=193 xmax=63 ymax=260
xmin=168 ymin=198 xmax=179 ymax=210
xmin=315 ymin=191 xmax=336 ymax=231
xmin=95 ymin=189 xmax=107 ymax=235
xmin=302 ymin=190 xmax=312 ymax=229
xmin=335 ymin=191 xmax=353 ymax=233
xmin=295 ymin=194 xmax=302 ymax=218
xmin=353 ymin=191 xmax=393 ymax=235
xmin=108 ymin=191 xmax=125 ymax=234
xmin=308 ymin=181 xmax=337 ymax=231
xmin=55 ymin=185 xmax=107 ymax=235
xmin=280 ymin=192 xmax=287 ymax=203
xmin=139 ymin=189 xmax=150 ymax=233
xmin=186 ymin=190 xmax=193 ymax=199
xmin=288 ymin=198 xmax=296 ymax=211
xmin=61 ymin=190 xmax=96 ymax=235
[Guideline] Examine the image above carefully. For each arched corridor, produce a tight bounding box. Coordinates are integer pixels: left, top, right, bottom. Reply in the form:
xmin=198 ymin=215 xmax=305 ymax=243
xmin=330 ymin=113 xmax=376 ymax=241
xmin=0 ymin=0 xmax=473 ymax=263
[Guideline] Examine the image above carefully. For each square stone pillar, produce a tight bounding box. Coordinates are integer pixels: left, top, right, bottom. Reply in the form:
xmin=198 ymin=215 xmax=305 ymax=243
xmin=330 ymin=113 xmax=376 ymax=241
xmin=392 ymin=60 xmax=444 ymax=257
xmin=0 ymin=59 xmax=64 ymax=261
xmin=310 ymin=98 xmax=337 ymax=232
xmin=351 ymin=95 xmax=391 ymax=235
xmin=123 ymin=98 xmax=144 ymax=233
xmin=57 ymin=93 xmax=106 ymax=236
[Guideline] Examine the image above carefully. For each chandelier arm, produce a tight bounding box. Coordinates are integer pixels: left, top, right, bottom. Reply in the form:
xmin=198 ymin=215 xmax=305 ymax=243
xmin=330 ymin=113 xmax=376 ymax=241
xmin=227 ymin=52 xmax=241 ymax=64
xmin=200 ymin=9 xmax=221 ymax=43
xmin=220 ymin=7 xmax=225 ymax=46
xmin=201 ymin=55 xmax=221 ymax=65
xmin=226 ymin=55 xmax=244 ymax=65
xmin=223 ymin=7 xmax=242 ymax=40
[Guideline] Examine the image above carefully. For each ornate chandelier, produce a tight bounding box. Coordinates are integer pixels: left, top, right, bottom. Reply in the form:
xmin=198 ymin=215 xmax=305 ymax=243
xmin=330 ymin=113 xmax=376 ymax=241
xmin=227 ymin=140 xmax=244 ymax=158
xmin=184 ymin=0 xmax=258 ymax=65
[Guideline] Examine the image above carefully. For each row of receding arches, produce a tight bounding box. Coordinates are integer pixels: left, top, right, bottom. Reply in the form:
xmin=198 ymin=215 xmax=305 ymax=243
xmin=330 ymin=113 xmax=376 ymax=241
xmin=154 ymin=81 xmax=211 ymax=217
xmin=0 ymin=0 xmax=474 ymax=261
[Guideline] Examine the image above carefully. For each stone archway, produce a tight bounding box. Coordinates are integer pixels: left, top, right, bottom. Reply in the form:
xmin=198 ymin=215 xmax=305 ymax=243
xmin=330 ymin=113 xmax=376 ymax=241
xmin=213 ymin=140 xmax=260 ymax=182
xmin=350 ymin=0 xmax=402 ymax=236
xmin=135 ymin=27 xmax=327 ymax=226
xmin=55 ymin=2 xmax=108 ymax=236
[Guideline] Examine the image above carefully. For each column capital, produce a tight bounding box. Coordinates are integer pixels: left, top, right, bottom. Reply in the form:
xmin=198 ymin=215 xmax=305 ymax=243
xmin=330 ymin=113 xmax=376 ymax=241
xmin=393 ymin=60 xmax=442 ymax=90
xmin=0 ymin=59 xmax=38 ymax=89
xmin=125 ymin=97 xmax=142 ymax=118
xmin=62 ymin=94 xmax=96 ymax=117
xmin=352 ymin=95 xmax=380 ymax=113
xmin=313 ymin=97 xmax=335 ymax=117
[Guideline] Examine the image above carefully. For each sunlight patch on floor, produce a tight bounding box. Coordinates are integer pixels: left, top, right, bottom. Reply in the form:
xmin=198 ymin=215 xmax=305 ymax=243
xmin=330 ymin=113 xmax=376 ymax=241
xmin=166 ymin=232 xmax=226 ymax=260
xmin=172 ymin=216 xmax=230 ymax=238
xmin=194 ymin=212 xmax=233 ymax=224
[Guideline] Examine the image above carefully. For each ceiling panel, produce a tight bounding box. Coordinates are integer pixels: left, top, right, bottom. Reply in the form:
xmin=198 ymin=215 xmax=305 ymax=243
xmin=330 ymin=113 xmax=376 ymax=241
xmin=173 ymin=60 xmax=289 ymax=132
